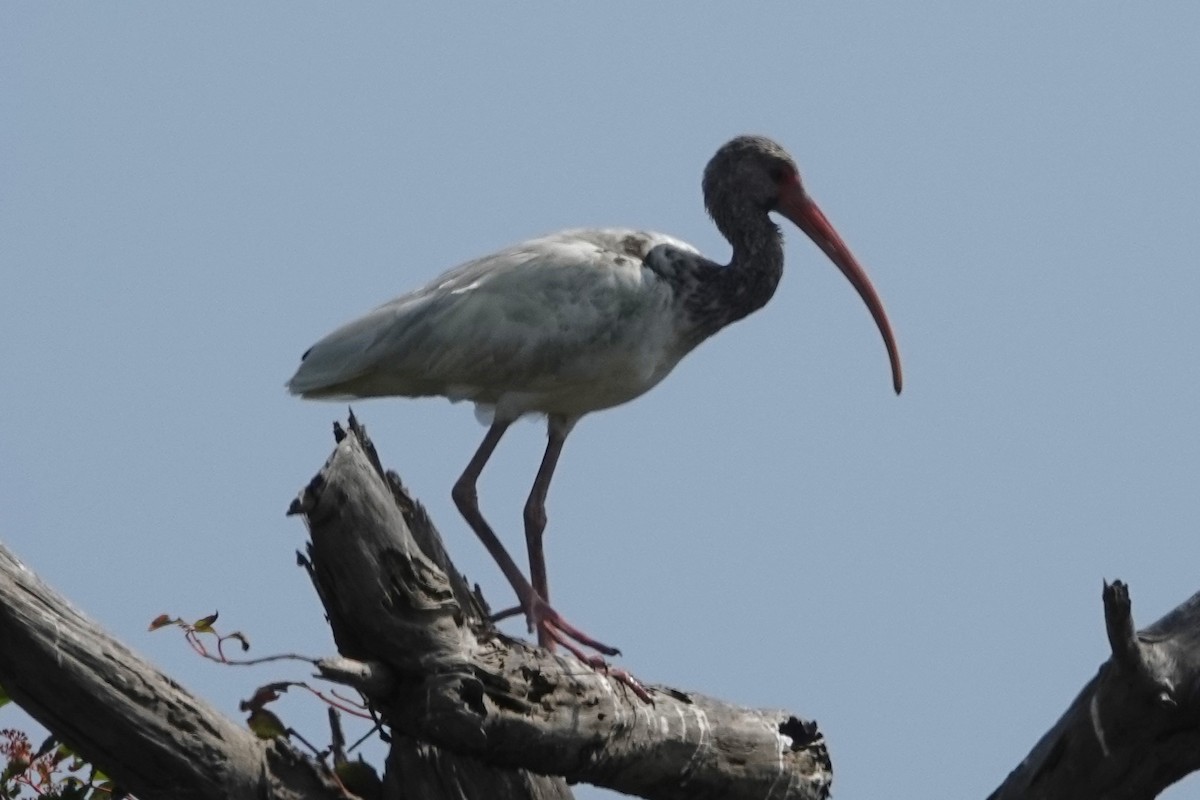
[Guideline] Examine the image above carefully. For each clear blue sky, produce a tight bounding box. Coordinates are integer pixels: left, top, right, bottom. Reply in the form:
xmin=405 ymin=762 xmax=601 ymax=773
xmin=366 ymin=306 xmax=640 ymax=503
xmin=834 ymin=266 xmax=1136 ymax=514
xmin=3 ymin=4 xmax=1199 ymax=798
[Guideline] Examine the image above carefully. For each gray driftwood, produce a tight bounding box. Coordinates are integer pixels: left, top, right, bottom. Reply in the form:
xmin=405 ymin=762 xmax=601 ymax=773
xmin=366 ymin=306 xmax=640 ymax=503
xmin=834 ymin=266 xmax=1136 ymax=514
xmin=989 ymin=581 xmax=1200 ymax=799
xmin=3 ymin=414 xmax=1200 ymax=799
xmin=290 ymin=414 xmax=832 ymax=800
xmin=0 ymin=544 xmax=345 ymax=800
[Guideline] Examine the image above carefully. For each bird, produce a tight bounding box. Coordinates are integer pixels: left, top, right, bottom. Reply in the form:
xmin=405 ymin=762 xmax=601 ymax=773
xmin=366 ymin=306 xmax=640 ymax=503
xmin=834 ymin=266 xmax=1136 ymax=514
xmin=288 ymin=134 xmax=902 ymax=667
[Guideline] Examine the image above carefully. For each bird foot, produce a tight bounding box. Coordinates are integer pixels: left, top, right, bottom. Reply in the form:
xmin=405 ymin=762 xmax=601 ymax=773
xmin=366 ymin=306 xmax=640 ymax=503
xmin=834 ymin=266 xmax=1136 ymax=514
xmin=490 ymin=596 xmax=652 ymax=702
xmin=527 ymin=600 xmax=653 ymax=704
xmin=554 ymin=643 xmax=654 ymax=705
xmin=490 ymin=596 xmax=619 ymax=653
xmin=533 ymin=601 xmax=620 ymax=656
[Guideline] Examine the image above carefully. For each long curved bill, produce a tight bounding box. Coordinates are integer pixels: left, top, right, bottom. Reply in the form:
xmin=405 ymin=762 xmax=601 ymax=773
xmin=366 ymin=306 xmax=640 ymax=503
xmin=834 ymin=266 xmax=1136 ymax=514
xmin=777 ymin=187 xmax=903 ymax=394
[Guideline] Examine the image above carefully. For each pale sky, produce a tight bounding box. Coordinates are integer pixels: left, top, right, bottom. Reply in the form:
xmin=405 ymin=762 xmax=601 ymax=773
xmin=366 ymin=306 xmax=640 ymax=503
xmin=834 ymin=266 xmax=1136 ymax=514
xmin=3 ymin=4 xmax=1199 ymax=798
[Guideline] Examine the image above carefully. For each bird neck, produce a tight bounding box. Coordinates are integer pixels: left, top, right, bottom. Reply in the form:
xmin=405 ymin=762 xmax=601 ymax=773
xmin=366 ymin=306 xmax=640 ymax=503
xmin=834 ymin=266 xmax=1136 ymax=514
xmin=682 ymin=212 xmax=784 ymax=343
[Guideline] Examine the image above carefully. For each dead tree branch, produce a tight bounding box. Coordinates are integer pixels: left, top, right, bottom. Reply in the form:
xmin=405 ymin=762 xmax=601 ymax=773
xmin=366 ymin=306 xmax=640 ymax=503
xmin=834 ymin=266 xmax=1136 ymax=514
xmin=0 ymin=544 xmax=344 ymax=800
xmin=989 ymin=581 xmax=1200 ymax=799
xmin=288 ymin=414 xmax=832 ymax=800
xmin=7 ymin=413 xmax=1195 ymax=799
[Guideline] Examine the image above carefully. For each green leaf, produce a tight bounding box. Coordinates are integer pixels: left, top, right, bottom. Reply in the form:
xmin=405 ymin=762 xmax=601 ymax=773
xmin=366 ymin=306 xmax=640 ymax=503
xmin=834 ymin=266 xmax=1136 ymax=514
xmin=192 ymin=611 xmax=219 ymax=633
xmin=246 ymin=708 xmax=287 ymax=740
xmin=335 ymin=758 xmax=382 ymax=800
xmin=1 ymin=756 xmax=28 ymax=786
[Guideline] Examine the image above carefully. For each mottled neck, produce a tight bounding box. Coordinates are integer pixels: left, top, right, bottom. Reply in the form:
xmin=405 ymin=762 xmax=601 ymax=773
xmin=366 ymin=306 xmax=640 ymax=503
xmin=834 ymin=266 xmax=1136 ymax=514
xmin=681 ymin=211 xmax=784 ymax=344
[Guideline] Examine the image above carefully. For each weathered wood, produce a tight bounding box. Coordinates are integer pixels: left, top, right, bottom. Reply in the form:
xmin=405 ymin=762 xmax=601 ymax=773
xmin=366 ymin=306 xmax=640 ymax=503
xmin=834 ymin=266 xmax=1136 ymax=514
xmin=384 ymin=736 xmax=573 ymax=800
xmin=988 ymin=581 xmax=1200 ymax=799
xmin=8 ymin=411 xmax=1196 ymax=799
xmin=0 ymin=544 xmax=344 ymax=800
xmin=291 ymin=415 xmax=832 ymax=800
xmin=296 ymin=417 xmax=572 ymax=800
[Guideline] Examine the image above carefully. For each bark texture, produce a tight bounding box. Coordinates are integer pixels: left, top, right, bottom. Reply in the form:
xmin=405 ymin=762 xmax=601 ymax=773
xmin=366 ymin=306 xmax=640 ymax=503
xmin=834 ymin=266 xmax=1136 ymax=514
xmin=0 ymin=544 xmax=344 ymax=800
xmin=989 ymin=581 xmax=1200 ymax=799
xmin=290 ymin=415 xmax=832 ymax=800
xmin=3 ymin=413 xmax=1199 ymax=799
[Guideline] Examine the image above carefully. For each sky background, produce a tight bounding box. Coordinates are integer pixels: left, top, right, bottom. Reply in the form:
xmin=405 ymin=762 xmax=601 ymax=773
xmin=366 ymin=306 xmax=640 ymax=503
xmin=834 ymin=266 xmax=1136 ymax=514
xmin=3 ymin=4 xmax=1199 ymax=798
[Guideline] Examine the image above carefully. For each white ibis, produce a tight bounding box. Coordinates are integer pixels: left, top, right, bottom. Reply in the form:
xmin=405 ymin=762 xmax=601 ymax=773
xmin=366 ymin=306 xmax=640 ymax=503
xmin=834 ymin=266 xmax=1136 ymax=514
xmin=288 ymin=135 xmax=902 ymax=667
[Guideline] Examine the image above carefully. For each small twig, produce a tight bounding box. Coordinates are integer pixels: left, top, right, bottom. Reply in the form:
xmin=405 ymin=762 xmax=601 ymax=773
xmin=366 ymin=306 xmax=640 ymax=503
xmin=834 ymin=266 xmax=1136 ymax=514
xmin=198 ymin=649 xmax=319 ymax=668
xmin=346 ymin=722 xmax=383 ymax=755
xmin=315 ymin=657 xmax=396 ymax=698
xmin=1104 ymin=580 xmax=1140 ymax=670
xmin=328 ymin=708 xmax=346 ymax=763
xmin=296 ymin=683 xmax=374 ymax=720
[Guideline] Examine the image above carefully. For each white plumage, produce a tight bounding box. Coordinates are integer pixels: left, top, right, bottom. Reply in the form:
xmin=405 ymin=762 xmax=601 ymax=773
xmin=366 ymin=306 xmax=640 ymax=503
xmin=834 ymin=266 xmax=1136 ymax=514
xmin=287 ymin=136 xmax=901 ymax=689
xmin=288 ymin=229 xmax=702 ymax=422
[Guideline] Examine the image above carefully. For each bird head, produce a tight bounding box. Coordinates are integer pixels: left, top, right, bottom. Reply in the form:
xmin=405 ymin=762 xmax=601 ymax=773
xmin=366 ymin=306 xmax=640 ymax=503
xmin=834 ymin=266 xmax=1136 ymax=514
xmin=703 ymin=135 xmax=800 ymax=218
xmin=704 ymin=135 xmax=903 ymax=395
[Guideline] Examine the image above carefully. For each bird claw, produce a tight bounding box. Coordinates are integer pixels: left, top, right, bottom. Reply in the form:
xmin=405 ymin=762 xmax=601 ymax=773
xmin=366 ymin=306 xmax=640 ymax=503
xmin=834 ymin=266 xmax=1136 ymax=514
xmin=606 ymin=667 xmax=654 ymax=705
xmin=582 ymin=656 xmax=653 ymax=704
xmin=547 ymin=629 xmax=653 ymax=704
xmin=529 ymin=598 xmax=620 ymax=656
xmin=529 ymin=605 xmax=652 ymax=704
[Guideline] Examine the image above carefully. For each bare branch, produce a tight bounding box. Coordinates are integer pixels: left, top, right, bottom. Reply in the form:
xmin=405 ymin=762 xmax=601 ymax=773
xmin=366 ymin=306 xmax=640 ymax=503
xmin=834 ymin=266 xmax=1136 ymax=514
xmin=988 ymin=580 xmax=1200 ymax=799
xmin=0 ymin=544 xmax=345 ymax=800
xmin=12 ymin=409 xmax=1197 ymax=800
xmin=292 ymin=416 xmax=832 ymax=800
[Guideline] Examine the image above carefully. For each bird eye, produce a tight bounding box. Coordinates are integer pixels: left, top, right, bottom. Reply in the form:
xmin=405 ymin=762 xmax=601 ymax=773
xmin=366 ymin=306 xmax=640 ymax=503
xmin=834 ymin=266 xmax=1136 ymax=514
xmin=770 ymin=164 xmax=797 ymax=186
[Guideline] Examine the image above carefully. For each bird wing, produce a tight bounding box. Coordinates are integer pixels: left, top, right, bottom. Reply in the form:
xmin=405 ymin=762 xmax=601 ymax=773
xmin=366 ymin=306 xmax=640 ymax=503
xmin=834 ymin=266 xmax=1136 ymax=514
xmin=286 ymin=229 xmax=700 ymax=403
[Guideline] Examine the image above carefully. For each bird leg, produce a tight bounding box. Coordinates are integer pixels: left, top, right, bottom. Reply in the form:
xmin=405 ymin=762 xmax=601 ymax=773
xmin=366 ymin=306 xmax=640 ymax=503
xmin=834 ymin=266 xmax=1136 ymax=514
xmin=522 ymin=414 xmax=573 ymax=646
xmin=518 ymin=419 xmax=656 ymax=703
xmin=451 ymin=419 xmax=619 ymax=657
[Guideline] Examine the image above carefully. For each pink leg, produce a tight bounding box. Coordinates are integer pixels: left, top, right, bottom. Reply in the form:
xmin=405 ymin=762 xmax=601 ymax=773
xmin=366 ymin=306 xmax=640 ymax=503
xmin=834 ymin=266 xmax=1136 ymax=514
xmin=523 ymin=415 xmax=573 ymax=648
xmin=451 ymin=420 xmax=619 ymax=657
